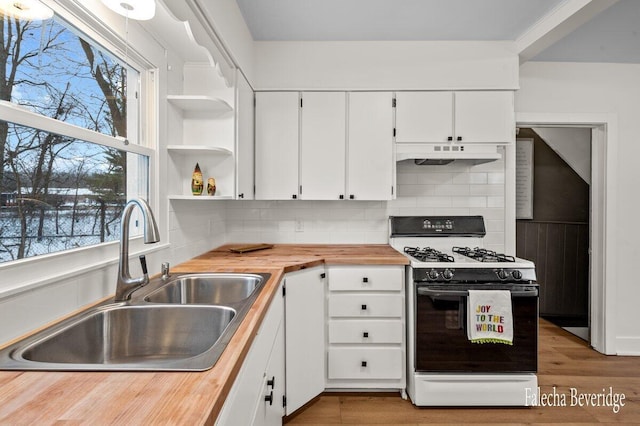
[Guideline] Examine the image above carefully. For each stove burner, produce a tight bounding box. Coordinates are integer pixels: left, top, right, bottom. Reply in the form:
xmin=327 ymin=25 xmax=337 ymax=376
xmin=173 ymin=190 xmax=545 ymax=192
xmin=452 ymin=246 xmax=515 ymax=263
xmin=404 ymin=246 xmax=454 ymax=263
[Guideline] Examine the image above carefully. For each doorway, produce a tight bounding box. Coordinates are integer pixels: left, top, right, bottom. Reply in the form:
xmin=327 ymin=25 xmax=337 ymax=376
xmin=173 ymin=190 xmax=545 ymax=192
xmin=515 ymin=128 xmax=591 ymax=341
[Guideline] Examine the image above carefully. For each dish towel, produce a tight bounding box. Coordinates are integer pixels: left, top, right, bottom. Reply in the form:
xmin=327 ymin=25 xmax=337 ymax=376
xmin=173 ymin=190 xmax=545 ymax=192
xmin=467 ymin=290 xmax=513 ymax=345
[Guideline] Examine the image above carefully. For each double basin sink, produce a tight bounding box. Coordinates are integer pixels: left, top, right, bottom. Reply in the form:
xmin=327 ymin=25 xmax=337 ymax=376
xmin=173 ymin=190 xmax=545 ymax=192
xmin=0 ymin=272 xmax=270 ymax=371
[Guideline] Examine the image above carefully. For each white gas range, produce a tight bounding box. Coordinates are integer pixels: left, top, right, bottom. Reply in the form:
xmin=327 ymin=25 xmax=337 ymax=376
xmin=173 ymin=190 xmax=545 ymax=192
xmin=389 ymin=216 xmax=539 ymax=407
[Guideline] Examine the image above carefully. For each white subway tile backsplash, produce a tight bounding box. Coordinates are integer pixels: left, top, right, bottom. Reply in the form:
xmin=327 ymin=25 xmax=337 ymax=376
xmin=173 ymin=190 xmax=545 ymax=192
xmin=470 ymin=184 xmax=504 ymax=196
xmin=452 ymin=196 xmax=487 ymax=208
xmin=416 ymin=196 xmax=453 ymax=207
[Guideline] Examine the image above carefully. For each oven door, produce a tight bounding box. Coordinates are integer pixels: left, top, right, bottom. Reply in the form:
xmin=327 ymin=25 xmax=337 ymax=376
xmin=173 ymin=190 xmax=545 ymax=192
xmin=415 ymin=284 xmax=538 ymax=373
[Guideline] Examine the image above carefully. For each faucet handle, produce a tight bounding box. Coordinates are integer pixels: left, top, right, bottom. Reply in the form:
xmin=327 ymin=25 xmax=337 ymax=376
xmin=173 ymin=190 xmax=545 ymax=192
xmin=139 ymin=255 xmax=148 ymax=275
xmin=161 ymin=262 xmax=170 ymax=280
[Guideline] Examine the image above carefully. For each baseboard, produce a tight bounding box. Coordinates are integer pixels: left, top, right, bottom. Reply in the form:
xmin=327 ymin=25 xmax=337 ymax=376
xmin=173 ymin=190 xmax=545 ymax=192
xmin=615 ymin=337 xmax=640 ymax=356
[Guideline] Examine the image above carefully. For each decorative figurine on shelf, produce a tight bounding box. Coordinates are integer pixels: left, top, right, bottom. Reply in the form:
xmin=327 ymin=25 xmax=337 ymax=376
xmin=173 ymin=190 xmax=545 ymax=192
xmin=207 ymin=177 xmax=216 ymax=196
xmin=191 ymin=163 xmax=203 ymax=195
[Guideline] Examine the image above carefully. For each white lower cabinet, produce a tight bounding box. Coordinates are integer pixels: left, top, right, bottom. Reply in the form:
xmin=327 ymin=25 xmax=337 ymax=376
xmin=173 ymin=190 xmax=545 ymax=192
xmin=217 ymin=264 xmax=404 ymax=424
xmin=216 ymin=281 xmax=285 ymax=426
xmin=326 ymin=265 xmax=405 ymax=390
xmin=284 ymin=266 xmax=326 ymax=415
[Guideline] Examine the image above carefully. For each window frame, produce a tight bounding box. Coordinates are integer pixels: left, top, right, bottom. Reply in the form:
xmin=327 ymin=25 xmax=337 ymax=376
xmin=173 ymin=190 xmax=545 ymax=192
xmin=0 ymin=0 xmax=162 ymax=296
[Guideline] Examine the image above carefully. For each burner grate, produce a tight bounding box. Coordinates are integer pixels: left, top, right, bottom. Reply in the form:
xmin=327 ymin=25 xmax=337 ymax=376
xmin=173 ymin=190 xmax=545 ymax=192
xmin=452 ymin=246 xmax=515 ymax=263
xmin=404 ymin=246 xmax=454 ymax=263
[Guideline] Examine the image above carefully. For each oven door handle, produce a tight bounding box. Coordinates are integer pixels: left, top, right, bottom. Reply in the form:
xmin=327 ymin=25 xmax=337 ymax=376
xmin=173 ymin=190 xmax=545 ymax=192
xmin=417 ymin=287 xmax=539 ymax=298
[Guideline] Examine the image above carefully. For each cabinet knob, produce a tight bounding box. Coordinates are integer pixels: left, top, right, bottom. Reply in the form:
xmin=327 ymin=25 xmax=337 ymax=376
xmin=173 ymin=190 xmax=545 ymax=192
xmin=361 ymin=361 xmax=367 ymax=367
xmin=457 ymin=136 xmax=462 ymax=141
xmin=320 ymin=272 xmax=326 ymax=279
xmin=265 ymin=391 xmax=273 ymax=406
xmin=267 ymin=376 xmax=275 ymax=388
xmin=339 ymin=194 xmax=344 ymax=199
xmin=363 ymin=332 xmax=369 ymax=338
xmin=361 ymin=304 xmax=367 ymax=310
xmin=349 ymin=194 xmax=355 ymax=200
xmin=238 ymin=193 xmax=244 ymax=199
xmin=362 ymin=277 xmax=368 ymax=283
xmin=292 ymin=194 xmax=297 ymax=199
xmin=447 ymin=136 xmax=453 ymax=141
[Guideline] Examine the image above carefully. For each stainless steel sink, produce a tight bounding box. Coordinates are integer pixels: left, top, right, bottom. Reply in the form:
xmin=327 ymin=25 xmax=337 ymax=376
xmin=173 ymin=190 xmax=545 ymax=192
xmin=0 ymin=272 xmax=271 ymax=371
xmin=144 ymin=273 xmax=263 ymax=305
xmin=18 ymin=305 xmax=234 ymax=366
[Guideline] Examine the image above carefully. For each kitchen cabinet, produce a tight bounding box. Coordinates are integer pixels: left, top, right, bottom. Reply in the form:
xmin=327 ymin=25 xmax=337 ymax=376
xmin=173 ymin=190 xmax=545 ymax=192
xmin=284 ymin=266 xmax=326 ymax=415
xmin=216 ymin=280 xmax=285 ymax=426
xmin=235 ymin=71 xmax=255 ymax=200
xmin=347 ymin=92 xmax=395 ymax=200
xmin=395 ymin=90 xmax=514 ymax=144
xmin=255 ymin=91 xmax=299 ymax=200
xmin=300 ymin=92 xmax=346 ymax=199
xmin=325 ymin=265 xmax=405 ymax=390
xmin=255 ymin=91 xmax=394 ymax=200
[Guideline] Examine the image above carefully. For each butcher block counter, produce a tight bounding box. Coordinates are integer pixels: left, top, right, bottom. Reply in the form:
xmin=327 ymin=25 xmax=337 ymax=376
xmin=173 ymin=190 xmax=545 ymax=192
xmin=0 ymin=244 xmax=407 ymax=425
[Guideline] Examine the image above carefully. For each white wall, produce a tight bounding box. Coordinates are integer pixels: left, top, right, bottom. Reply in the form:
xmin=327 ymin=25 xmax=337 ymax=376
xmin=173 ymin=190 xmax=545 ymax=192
xmin=253 ymin=41 xmax=519 ymax=90
xmin=517 ymin=61 xmax=640 ymax=354
xmin=226 ymin=154 xmax=506 ymax=253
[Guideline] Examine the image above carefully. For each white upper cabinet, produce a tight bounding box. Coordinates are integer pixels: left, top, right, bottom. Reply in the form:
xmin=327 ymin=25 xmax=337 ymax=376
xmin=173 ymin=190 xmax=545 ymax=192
xmin=395 ymin=91 xmax=453 ymax=143
xmin=255 ymin=91 xmax=395 ymax=201
xmin=255 ymin=92 xmax=300 ymax=200
xmin=395 ymin=90 xmax=514 ymax=144
xmin=347 ymin=92 xmax=394 ymax=200
xmin=235 ymin=72 xmax=255 ymax=200
xmin=300 ymin=92 xmax=346 ymax=200
xmin=453 ymin=91 xmax=515 ymax=144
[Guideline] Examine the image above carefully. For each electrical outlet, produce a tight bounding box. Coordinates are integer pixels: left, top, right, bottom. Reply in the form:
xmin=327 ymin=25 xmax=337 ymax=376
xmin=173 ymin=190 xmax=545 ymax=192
xmin=295 ymin=219 xmax=304 ymax=232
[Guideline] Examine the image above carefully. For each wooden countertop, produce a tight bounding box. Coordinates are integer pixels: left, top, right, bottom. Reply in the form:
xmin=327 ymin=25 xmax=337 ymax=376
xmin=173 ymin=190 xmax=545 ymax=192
xmin=0 ymin=244 xmax=407 ymax=425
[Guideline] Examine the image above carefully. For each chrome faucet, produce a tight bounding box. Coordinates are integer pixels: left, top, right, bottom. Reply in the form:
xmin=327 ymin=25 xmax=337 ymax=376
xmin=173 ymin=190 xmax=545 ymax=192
xmin=115 ymin=198 xmax=160 ymax=301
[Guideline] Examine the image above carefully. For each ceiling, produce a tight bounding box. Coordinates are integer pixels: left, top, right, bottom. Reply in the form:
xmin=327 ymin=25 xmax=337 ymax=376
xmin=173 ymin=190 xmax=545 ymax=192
xmin=234 ymin=0 xmax=640 ymax=63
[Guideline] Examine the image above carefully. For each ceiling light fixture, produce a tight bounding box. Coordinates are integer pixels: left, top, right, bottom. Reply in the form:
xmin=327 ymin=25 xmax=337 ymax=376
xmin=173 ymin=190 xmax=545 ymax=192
xmin=101 ymin=0 xmax=155 ymax=21
xmin=0 ymin=0 xmax=53 ymax=21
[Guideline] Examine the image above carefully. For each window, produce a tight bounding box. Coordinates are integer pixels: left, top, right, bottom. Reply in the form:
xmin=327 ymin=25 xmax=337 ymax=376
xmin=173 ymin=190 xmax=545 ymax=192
xmin=0 ymin=7 xmax=153 ymax=263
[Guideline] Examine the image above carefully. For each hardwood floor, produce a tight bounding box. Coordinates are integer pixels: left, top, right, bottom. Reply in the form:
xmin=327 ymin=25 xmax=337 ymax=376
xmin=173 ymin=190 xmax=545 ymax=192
xmin=284 ymin=319 xmax=640 ymax=424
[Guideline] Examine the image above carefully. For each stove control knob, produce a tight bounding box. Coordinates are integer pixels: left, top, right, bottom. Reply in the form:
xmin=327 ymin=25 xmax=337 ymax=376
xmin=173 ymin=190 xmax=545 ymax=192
xmin=512 ymin=270 xmax=523 ymax=280
xmin=442 ymin=269 xmax=454 ymax=280
xmin=497 ymin=269 xmax=509 ymax=280
xmin=427 ymin=270 xmax=439 ymax=280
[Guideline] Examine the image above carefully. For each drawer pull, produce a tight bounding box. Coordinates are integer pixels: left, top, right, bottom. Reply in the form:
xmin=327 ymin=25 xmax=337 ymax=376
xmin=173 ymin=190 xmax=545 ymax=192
xmin=267 ymin=376 xmax=275 ymax=388
xmin=361 ymin=361 xmax=367 ymax=367
xmin=363 ymin=332 xmax=369 ymax=338
xmin=361 ymin=304 xmax=367 ymax=310
xmin=265 ymin=391 xmax=273 ymax=405
xmin=362 ymin=277 xmax=369 ymax=283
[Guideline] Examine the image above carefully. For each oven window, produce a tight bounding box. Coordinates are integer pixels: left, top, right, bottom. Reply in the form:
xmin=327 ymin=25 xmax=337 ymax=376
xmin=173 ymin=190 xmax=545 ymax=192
xmin=415 ymin=288 xmax=538 ymax=373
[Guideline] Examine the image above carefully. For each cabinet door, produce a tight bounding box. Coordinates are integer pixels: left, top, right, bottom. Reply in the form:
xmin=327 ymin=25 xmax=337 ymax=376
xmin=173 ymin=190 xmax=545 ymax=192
xmin=395 ymin=91 xmax=453 ymax=143
xmin=347 ymin=92 xmax=394 ymax=200
xmin=284 ymin=267 xmax=326 ymax=415
xmin=252 ymin=318 xmax=285 ymax=426
xmin=454 ymin=91 xmax=515 ymax=143
xmin=300 ymin=92 xmax=346 ymax=200
xmin=215 ymin=281 xmax=284 ymax=426
xmin=235 ymin=71 xmax=254 ymax=199
xmin=255 ymin=92 xmax=299 ymax=200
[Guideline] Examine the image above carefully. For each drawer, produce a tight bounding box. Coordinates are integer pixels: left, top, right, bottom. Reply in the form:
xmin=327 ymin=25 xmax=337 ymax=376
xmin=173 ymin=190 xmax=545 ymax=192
xmin=328 ymin=320 xmax=402 ymax=344
xmin=328 ymin=294 xmax=403 ymax=318
xmin=328 ymin=266 xmax=403 ymax=291
xmin=328 ymin=347 xmax=403 ymax=380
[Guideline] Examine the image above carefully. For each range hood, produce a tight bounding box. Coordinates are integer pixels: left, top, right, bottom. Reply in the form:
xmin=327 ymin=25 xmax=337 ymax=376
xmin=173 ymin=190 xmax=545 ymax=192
xmin=395 ymin=143 xmax=502 ymax=165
